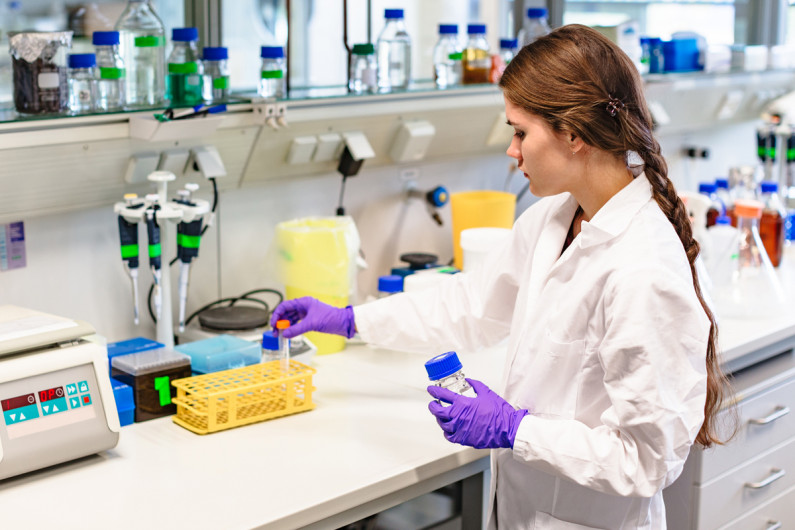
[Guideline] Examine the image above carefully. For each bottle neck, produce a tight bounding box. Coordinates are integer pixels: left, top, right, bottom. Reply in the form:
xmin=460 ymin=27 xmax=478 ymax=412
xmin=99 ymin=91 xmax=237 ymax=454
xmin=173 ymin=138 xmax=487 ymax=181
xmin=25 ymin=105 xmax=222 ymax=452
xmin=737 ymin=215 xmax=760 ymax=230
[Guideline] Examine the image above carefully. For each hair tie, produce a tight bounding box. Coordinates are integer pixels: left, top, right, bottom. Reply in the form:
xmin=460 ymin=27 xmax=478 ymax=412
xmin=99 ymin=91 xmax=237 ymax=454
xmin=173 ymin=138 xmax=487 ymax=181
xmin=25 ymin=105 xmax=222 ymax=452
xmin=606 ymin=95 xmax=625 ymax=117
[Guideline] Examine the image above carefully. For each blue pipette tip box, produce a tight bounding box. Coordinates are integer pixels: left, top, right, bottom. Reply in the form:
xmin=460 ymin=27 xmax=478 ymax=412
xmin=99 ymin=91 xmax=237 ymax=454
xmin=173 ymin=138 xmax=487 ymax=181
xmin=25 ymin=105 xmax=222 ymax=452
xmin=110 ymin=377 xmax=135 ymax=427
xmin=175 ymin=335 xmax=261 ymax=375
xmin=107 ymin=337 xmax=165 ymax=361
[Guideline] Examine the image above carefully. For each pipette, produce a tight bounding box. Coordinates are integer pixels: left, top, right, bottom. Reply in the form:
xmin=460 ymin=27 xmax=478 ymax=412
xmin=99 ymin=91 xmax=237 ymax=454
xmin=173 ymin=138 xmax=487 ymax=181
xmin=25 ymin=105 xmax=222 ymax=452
xmin=117 ymin=193 xmax=142 ymax=325
xmin=276 ymin=319 xmax=291 ymax=372
xmin=175 ymin=186 xmax=203 ymax=332
xmin=145 ymin=194 xmax=162 ymax=320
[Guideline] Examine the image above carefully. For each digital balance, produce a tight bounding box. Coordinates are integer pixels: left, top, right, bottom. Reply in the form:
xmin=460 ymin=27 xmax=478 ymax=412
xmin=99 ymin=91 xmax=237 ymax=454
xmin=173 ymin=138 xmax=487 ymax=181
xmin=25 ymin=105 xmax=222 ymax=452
xmin=0 ymin=306 xmax=119 ymax=480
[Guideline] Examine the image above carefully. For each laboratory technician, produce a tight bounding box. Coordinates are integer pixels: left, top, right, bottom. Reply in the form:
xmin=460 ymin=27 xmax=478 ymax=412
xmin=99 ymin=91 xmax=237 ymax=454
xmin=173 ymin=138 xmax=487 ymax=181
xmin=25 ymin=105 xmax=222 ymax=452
xmin=272 ymin=25 xmax=730 ymax=529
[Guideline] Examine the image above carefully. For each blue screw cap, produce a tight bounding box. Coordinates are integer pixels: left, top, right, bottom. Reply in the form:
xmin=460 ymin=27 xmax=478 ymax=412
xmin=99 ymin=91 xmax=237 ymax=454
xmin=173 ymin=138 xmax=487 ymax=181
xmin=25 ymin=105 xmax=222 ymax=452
xmin=378 ymin=275 xmax=403 ymax=294
xmin=439 ymin=24 xmax=458 ymax=35
xmin=468 ymin=24 xmax=487 ymax=35
xmin=527 ymin=8 xmax=548 ymax=18
xmin=69 ymin=53 xmax=96 ymax=68
xmin=260 ymin=46 xmax=284 ymax=59
xmin=384 ymin=8 xmax=404 ymax=19
xmin=172 ymin=27 xmax=199 ymax=42
xmin=425 ymin=351 xmax=463 ymax=381
xmin=92 ymin=31 xmax=120 ymax=46
xmin=203 ymin=46 xmax=228 ymax=60
xmin=500 ymin=38 xmax=518 ymax=50
xmin=760 ymin=181 xmax=778 ymax=193
xmin=261 ymin=330 xmax=279 ymax=350
xmin=698 ymin=182 xmax=717 ymax=194
xmin=715 ymin=178 xmax=729 ymax=189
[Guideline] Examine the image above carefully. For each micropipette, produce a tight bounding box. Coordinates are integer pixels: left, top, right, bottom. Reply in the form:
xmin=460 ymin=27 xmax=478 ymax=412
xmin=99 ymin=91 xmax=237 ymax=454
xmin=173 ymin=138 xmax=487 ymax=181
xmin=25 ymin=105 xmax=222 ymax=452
xmin=117 ymin=193 xmax=142 ymax=325
xmin=175 ymin=186 xmax=203 ymax=332
xmin=145 ymin=195 xmax=163 ymax=319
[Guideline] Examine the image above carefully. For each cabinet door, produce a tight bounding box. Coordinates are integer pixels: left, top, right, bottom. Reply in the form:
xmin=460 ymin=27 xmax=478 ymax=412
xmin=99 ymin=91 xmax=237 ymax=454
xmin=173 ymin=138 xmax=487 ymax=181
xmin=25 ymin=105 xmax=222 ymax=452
xmin=700 ymin=377 xmax=795 ymax=483
xmin=719 ymin=484 xmax=795 ymax=530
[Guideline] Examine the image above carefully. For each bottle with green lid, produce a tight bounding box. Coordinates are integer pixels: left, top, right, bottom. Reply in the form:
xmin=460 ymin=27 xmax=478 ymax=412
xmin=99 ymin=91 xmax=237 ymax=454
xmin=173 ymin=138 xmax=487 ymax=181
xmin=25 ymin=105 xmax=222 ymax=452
xmin=259 ymin=46 xmax=286 ymax=98
xmin=114 ymin=0 xmax=166 ymax=108
xmin=166 ymin=27 xmax=204 ymax=106
xmin=93 ymin=31 xmax=125 ymax=111
xmin=202 ymin=46 xmax=229 ymax=102
xmin=349 ymin=43 xmax=377 ymax=94
xmin=433 ymin=24 xmax=462 ymax=89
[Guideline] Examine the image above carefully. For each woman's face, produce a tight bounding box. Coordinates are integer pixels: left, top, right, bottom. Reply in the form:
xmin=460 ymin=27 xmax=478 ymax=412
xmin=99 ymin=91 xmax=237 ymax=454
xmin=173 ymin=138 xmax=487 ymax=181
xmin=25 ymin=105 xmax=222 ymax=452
xmin=504 ymin=98 xmax=576 ymax=197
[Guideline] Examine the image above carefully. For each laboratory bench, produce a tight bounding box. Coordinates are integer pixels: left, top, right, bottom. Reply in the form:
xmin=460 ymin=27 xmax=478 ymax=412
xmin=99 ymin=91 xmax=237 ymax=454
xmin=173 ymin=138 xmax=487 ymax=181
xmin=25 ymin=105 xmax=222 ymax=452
xmin=1 ymin=299 xmax=795 ymax=529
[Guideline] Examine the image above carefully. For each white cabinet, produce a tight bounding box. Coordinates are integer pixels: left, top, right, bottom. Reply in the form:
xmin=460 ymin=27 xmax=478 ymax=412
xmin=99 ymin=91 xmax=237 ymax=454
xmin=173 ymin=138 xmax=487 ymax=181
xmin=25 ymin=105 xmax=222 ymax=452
xmin=664 ymin=350 xmax=795 ymax=529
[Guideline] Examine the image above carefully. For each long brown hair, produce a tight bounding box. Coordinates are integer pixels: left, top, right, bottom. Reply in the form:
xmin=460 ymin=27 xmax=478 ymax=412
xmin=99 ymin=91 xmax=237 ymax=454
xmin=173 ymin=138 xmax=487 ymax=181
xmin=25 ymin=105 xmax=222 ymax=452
xmin=499 ymin=24 xmax=730 ymax=447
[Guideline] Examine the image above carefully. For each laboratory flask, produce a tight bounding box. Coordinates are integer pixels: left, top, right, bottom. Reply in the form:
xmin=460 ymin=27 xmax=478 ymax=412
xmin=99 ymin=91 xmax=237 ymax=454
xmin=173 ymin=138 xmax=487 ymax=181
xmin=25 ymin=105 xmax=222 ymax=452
xmin=450 ymin=190 xmax=515 ymax=270
xmin=166 ymin=27 xmax=204 ymax=106
xmin=115 ymin=0 xmax=166 ymax=108
xmin=93 ymin=31 xmax=125 ymax=111
xmin=517 ymin=8 xmax=551 ymax=47
xmin=462 ymin=24 xmax=490 ymax=85
xmin=425 ymin=351 xmax=476 ymax=400
xmin=433 ymin=24 xmax=462 ymax=89
xmin=710 ymin=200 xmax=786 ymax=319
xmin=376 ymin=9 xmax=411 ymax=91
xmin=275 ymin=216 xmax=360 ymax=354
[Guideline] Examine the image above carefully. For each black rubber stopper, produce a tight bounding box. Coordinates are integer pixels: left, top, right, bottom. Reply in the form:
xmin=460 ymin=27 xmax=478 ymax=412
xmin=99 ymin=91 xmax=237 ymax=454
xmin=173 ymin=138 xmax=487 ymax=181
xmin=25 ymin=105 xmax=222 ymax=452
xmin=198 ymin=306 xmax=270 ymax=331
xmin=400 ymin=252 xmax=439 ymax=270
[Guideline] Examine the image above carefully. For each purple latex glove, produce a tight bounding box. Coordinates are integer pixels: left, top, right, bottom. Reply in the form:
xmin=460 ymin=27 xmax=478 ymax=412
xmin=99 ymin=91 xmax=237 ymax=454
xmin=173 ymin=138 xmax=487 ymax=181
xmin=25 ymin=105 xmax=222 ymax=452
xmin=269 ymin=297 xmax=356 ymax=339
xmin=427 ymin=378 xmax=528 ymax=449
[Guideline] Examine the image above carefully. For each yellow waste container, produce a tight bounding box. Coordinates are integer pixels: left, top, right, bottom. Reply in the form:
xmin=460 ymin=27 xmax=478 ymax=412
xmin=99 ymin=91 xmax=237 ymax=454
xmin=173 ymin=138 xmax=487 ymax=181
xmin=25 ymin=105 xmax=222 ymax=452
xmin=450 ymin=191 xmax=515 ymax=270
xmin=276 ymin=216 xmax=360 ymax=354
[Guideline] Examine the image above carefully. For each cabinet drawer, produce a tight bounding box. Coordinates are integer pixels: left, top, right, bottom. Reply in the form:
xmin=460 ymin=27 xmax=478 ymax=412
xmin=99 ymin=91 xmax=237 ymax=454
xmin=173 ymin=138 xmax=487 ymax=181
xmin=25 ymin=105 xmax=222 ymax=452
xmin=697 ymin=436 xmax=795 ymax=529
xmin=700 ymin=377 xmax=795 ymax=483
xmin=719 ymin=484 xmax=795 ymax=530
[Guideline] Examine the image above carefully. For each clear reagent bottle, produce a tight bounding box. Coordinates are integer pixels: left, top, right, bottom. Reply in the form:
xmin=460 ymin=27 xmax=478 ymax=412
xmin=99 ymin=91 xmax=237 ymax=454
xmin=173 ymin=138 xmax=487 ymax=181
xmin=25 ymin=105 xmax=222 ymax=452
xmin=376 ymin=8 xmax=411 ymax=92
xmin=377 ymin=274 xmax=403 ymax=298
xmin=517 ymin=7 xmax=551 ymax=47
xmin=67 ymin=53 xmax=98 ymax=114
xmin=259 ymin=46 xmax=286 ymax=99
xmin=202 ymin=46 xmax=230 ymax=102
xmin=115 ymin=0 xmax=166 ymax=108
xmin=425 ymin=351 xmax=476 ymax=402
xmin=93 ymin=31 xmax=125 ymax=111
xmin=349 ymin=43 xmax=377 ymax=94
xmin=433 ymin=24 xmax=462 ymax=89
xmin=166 ymin=27 xmax=204 ymax=106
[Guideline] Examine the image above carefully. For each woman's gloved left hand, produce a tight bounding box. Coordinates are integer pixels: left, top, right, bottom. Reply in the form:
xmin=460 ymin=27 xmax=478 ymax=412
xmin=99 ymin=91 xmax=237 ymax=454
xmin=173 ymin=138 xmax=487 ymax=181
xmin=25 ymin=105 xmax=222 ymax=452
xmin=427 ymin=379 xmax=528 ymax=449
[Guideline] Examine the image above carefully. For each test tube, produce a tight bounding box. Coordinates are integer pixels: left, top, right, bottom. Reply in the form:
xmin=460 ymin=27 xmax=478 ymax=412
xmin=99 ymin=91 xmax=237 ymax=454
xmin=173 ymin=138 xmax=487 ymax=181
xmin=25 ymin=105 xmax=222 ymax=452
xmin=276 ymin=319 xmax=290 ymax=372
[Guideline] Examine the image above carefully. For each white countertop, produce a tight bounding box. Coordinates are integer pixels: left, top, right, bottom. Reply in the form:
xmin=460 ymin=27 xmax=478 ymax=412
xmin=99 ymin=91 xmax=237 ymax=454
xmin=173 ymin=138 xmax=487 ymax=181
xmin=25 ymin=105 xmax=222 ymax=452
xmin=1 ymin=268 xmax=794 ymax=529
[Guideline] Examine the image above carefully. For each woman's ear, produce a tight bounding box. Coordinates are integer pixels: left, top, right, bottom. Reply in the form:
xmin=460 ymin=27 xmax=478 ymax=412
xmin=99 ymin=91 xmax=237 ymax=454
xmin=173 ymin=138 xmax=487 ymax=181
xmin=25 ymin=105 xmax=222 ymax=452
xmin=569 ymin=133 xmax=585 ymax=156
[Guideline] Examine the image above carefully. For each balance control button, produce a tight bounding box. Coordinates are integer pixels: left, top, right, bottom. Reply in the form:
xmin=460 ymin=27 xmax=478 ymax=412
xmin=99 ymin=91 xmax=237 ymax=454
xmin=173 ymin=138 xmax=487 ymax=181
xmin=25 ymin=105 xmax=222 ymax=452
xmin=82 ymin=394 xmax=92 ymax=406
xmin=66 ymin=383 xmax=78 ymax=396
xmin=69 ymin=397 xmax=81 ymax=409
xmin=4 ymin=404 xmax=40 ymax=424
xmin=41 ymin=397 xmax=68 ymax=416
xmin=78 ymin=381 xmax=89 ymax=393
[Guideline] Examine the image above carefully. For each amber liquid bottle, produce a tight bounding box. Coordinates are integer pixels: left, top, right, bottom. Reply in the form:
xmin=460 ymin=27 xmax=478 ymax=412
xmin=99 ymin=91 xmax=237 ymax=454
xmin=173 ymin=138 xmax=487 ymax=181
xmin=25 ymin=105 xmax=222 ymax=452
xmin=462 ymin=24 xmax=491 ymax=85
xmin=759 ymin=182 xmax=786 ymax=267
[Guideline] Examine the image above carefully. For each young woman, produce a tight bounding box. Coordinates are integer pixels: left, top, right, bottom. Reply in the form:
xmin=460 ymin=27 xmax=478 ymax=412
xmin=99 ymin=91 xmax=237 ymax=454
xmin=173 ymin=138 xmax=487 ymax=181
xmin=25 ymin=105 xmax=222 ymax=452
xmin=272 ymin=24 xmax=729 ymax=529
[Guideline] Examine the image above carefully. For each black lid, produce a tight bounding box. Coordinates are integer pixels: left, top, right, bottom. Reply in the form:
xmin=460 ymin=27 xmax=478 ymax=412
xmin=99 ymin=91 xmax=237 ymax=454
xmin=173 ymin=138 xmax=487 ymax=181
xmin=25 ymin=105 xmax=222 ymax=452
xmin=198 ymin=306 xmax=270 ymax=331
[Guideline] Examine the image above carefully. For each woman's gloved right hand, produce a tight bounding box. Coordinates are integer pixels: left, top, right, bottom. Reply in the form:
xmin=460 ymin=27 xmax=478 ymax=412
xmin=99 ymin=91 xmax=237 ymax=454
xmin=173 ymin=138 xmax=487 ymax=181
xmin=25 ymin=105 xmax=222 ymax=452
xmin=270 ymin=297 xmax=356 ymax=339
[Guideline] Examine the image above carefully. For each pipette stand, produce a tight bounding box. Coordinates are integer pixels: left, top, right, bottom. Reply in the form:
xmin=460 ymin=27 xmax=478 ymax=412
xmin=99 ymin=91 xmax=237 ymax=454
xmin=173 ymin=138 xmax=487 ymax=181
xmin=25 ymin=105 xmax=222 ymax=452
xmin=114 ymin=171 xmax=210 ymax=349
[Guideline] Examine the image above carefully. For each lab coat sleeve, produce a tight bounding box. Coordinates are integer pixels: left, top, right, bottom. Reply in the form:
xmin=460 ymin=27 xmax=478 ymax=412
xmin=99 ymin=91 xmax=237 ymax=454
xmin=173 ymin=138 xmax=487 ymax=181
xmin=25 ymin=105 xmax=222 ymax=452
xmin=353 ymin=201 xmax=549 ymax=354
xmin=511 ymin=264 xmax=710 ymax=498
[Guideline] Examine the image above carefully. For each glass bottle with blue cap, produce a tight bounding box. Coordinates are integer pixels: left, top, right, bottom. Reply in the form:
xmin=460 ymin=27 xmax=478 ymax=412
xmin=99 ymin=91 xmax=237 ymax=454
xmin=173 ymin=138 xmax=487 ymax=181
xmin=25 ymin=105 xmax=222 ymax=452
xmin=425 ymin=351 xmax=476 ymax=399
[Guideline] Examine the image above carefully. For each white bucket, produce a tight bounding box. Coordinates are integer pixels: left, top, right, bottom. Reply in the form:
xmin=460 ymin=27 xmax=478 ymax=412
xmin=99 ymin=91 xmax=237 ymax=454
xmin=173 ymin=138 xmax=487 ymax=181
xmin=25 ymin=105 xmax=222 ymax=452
xmin=460 ymin=227 xmax=512 ymax=273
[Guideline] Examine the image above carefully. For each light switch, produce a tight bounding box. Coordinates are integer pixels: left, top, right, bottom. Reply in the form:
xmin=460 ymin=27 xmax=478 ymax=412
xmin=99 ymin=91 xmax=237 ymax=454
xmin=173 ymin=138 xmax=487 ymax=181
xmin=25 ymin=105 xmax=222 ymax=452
xmin=313 ymin=132 xmax=343 ymax=162
xmin=287 ymin=136 xmax=318 ymax=164
xmin=389 ymin=121 xmax=435 ymax=163
xmin=342 ymin=131 xmax=375 ymax=161
xmin=124 ymin=152 xmax=160 ymax=184
xmin=190 ymin=145 xmax=227 ymax=178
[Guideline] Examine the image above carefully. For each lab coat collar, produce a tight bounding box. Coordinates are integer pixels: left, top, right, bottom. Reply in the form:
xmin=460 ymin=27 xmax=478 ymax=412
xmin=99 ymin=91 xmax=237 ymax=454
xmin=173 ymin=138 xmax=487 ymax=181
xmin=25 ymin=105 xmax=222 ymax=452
xmin=576 ymin=172 xmax=654 ymax=249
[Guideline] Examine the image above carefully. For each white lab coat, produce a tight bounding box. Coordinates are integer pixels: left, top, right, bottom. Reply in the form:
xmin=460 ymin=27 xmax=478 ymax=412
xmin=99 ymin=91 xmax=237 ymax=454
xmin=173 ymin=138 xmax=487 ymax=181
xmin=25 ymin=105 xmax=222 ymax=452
xmin=353 ymin=173 xmax=709 ymax=529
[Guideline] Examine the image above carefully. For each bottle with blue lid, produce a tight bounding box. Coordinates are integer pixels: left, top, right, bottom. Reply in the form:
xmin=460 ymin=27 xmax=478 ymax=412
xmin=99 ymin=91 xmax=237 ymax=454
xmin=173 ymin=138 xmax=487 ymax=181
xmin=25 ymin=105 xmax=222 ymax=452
xmin=202 ymin=46 xmax=229 ymax=102
xmin=425 ymin=351 xmax=476 ymax=398
xmin=377 ymin=274 xmax=403 ymax=298
xmin=259 ymin=46 xmax=286 ymax=98
xmin=67 ymin=53 xmax=98 ymax=114
xmin=93 ymin=31 xmax=125 ymax=111
xmin=167 ymin=27 xmax=204 ymax=106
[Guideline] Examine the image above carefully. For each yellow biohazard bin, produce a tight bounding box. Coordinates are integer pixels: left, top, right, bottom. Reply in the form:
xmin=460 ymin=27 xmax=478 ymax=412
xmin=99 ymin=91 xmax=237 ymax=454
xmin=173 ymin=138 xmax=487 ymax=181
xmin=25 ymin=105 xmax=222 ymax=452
xmin=450 ymin=190 xmax=515 ymax=270
xmin=276 ymin=216 xmax=360 ymax=354
xmin=171 ymin=360 xmax=316 ymax=435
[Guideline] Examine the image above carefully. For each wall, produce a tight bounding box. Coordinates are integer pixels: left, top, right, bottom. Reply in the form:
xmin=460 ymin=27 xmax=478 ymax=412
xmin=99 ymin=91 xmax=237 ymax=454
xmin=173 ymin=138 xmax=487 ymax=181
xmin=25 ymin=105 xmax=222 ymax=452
xmin=0 ymin=118 xmax=759 ymax=344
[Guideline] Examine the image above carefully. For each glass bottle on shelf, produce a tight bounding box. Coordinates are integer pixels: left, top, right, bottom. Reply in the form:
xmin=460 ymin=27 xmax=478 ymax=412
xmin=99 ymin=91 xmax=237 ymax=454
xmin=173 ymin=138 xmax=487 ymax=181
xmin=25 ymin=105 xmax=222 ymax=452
xmin=433 ymin=24 xmax=461 ymax=89
xmin=93 ymin=31 xmax=125 ymax=111
xmin=166 ymin=27 xmax=204 ymax=106
xmin=500 ymin=38 xmax=518 ymax=65
xmin=115 ymin=0 xmax=166 ymax=108
xmin=202 ymin=47 xmax=229 ymax=102
xmin=67 ymin=53 xmax=98 ymax=114
xmin=462 ymin=24 xmax=490 ymax=85
xmin=759 ymin=181 xmax=787 ymax=267
xmin=517 ymin=8 xmax=551 ymax=47
xmin=349 ymin=43 xmax=377 ymax=94
xmin=726 ymin=165 xmax=758 ymax=226
xmin=376 ymin=8 xmax=411 ymax=92
xmin=698 ymin=182 xmax=724 ymax=227
xmin=259 ymin=46 xmax=286 ymax=99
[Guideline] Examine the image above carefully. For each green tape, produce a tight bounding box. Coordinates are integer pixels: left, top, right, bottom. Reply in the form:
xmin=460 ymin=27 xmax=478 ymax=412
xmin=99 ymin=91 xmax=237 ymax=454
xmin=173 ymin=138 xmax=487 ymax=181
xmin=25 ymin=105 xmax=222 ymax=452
xmin=168 ymin=62 xmax=199 ymax=74
xmin=120 ymin=244 xmax=138 ymax=259
xmin=134 ymin=35 xmax=165 ymax=48
xmin=178 ymin=233 xmax=201 ymax=249
xmin=261 ymin=69 xmax=284 ymax=79
xmin=212 ymin=76 xmax=229 ymax=90
xmin=148 ymin=243 xmax=162 ymax=258
xmin=448 ymin=52 xmax=462 ymax=61
xmin=100 ymin=67 xmax=125 ymax=79
xmin=153 ymin=376 xmax=172 ymax=407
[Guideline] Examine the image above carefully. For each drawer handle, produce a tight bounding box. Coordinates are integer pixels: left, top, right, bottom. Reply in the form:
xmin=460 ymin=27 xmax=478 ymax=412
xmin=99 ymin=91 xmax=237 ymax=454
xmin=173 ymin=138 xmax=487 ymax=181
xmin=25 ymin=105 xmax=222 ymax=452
xmin=766 ymin=521 xmax=782 ymax=530
xmin=749 ymin=406 xmax=790 ymax=425
xmin=745 ymin=468 xmax=786 ymax=489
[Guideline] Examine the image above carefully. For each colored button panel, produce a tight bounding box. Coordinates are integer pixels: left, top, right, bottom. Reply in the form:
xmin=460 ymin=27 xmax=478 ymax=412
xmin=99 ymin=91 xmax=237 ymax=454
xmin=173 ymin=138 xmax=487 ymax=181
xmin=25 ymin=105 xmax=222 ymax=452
xmin=69 ymin=396 xmax=81 ymax=409
xmin=41 ymin=397 xmax=68 ymax=416
xmin=3 ymin=404 xmax=39 ymax=425
xmin=65 ymin=383 xmax=78 ymax=396
xmin=81 ymin=394 xmax=92 ymax=406
xmin=78 ymin=381 xmax=89 ymax=393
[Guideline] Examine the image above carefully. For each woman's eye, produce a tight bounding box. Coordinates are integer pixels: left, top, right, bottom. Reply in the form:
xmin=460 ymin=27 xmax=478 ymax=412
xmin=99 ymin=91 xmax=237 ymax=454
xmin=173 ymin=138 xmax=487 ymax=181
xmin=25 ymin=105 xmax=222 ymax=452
xmin=513 ymin=130 xmax=525 ymax=139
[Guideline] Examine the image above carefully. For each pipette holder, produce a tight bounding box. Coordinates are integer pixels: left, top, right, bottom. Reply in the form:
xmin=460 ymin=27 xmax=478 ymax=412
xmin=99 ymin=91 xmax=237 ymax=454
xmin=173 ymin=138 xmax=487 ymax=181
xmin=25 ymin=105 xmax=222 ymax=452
xmin=114 ymin=171 xmax=210 ymax=348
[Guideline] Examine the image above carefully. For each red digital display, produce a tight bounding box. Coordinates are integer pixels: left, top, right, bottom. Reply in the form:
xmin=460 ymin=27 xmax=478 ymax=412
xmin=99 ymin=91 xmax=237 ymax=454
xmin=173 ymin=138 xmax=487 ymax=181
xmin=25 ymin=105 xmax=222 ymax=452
xmin=38 ymin=386 xmax=64 ymax=402
xmin=1 ymin=393 xmax=35 ymax=411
